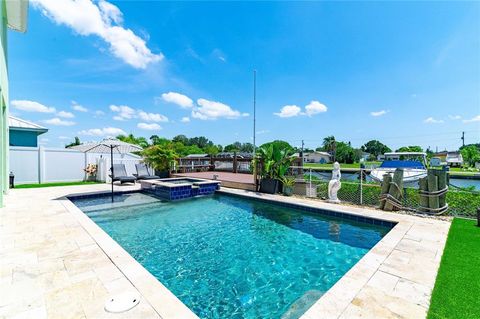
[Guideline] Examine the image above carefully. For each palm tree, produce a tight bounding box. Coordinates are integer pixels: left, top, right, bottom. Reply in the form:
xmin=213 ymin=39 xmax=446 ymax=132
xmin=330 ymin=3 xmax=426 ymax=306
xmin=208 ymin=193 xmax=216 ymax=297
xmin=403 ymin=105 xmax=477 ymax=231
xmin=65 ymin=136 xmax=81 ymax=148
xmin=116 ymin=134 xmax=149 ymax=149
xmin=322 ymin=136 xmax=336 ymax=161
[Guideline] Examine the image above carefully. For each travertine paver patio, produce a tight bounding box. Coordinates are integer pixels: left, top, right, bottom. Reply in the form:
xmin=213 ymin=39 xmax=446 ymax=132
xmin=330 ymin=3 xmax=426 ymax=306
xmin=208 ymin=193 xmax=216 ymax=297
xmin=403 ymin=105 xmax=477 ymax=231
xmin=0 ymin=184 xmax=196 ymax=319
xmin=0 ymin=185 xmax=451 ymax=319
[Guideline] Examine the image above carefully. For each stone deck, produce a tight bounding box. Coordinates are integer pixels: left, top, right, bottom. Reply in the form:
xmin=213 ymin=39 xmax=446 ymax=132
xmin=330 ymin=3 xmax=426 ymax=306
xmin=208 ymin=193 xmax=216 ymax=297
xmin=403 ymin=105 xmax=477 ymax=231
xmin=0 ymin=184 xmax=451 ymax=319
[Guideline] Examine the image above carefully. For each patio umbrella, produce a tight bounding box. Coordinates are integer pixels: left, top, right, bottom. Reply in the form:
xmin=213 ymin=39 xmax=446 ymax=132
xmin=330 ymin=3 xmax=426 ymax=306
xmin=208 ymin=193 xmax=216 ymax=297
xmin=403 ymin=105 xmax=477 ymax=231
xmin=69 ymin=138 xmax=143 ymax=201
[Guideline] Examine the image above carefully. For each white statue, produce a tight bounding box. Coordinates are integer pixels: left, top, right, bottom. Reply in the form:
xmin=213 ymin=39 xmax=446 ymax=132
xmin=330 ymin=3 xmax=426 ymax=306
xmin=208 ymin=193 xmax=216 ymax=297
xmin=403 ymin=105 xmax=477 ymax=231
xmin=328 ymin=162 xmax=341 ymax=203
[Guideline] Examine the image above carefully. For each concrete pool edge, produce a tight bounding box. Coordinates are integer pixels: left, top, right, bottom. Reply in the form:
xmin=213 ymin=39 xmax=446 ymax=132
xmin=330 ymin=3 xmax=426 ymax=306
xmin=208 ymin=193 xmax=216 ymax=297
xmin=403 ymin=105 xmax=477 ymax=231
xmin=61 ymin=186 xmax=451 ymax=319
xmin=218 ymin=188 xmax=451 ymax=318
xmin=59 ymin=193 xmax=200 ymax=319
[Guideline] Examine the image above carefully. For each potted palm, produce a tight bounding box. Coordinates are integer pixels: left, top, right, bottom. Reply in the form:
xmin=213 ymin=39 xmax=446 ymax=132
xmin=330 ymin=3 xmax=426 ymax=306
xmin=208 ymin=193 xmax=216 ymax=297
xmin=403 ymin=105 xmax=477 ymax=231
xmin=256 ymin=141 xmax=295 ymax=194
xmin=142 ymin=145 xmax=177 ymax=178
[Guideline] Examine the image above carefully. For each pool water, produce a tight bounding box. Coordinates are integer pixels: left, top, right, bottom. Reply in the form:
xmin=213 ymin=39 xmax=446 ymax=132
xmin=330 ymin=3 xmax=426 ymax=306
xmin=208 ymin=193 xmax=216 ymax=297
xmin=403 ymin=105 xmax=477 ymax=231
xmin=164 ymin=178 xmax=203 ymax=184
xmin=73 ymin=193 xmax=390 ymax=319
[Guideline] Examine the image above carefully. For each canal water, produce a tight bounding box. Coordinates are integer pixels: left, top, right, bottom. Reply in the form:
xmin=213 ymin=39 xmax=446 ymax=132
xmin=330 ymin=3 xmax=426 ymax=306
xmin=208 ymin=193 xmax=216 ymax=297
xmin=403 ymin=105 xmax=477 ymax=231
xmin=308 ymin=171 xmax=480 ymax=190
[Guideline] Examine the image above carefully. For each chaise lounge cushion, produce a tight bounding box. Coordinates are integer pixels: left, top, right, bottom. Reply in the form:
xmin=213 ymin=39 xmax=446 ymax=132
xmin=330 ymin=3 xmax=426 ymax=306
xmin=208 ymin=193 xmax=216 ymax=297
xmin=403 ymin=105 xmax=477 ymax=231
xmin=135 ymin=163 xmax=160 ymax=180
xmin=111 ymin=164 xmax=137 ymax=184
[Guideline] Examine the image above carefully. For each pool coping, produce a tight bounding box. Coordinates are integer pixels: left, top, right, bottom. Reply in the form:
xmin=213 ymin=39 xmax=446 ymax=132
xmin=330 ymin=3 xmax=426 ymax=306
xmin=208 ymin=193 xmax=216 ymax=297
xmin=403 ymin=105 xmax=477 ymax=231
xmin=218 ymin=188 xmax=450 ymax=318
xmin=61 ymin=186 xmax=450 ymax=319
xmin=60 ymin=192 xmax=200 ymax=319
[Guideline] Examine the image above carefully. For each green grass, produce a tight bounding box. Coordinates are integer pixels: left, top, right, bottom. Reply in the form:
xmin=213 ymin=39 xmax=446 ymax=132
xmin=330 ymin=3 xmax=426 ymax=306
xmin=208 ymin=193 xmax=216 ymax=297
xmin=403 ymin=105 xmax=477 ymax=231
xmin=15 ymin=181 xmax=101 ymax=189
xmin=427 ymin=218 xmax=480 ymax=319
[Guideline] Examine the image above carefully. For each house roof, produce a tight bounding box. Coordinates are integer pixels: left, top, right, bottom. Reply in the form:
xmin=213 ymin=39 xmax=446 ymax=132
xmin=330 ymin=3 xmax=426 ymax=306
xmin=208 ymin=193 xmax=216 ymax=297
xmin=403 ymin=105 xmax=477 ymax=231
xmin=305 ymin=151 xmax=331 ymax=157
xmin=8 ymin=116 xmax=48 ymax=133
xmin=184 ymin=154 xmax=209 ymax=158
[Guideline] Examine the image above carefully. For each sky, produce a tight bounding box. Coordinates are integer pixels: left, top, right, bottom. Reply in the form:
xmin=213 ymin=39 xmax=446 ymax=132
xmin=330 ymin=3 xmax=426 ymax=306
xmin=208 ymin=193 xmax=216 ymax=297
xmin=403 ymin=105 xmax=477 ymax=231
xmin=7 ymin=0 xmax=480 ymax=151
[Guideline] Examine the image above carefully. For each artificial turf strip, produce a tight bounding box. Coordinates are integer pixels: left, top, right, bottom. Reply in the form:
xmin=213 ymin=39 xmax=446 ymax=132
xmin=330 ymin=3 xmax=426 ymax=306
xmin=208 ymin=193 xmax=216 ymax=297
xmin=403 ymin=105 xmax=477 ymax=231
xmin=14 ymin=181 xmax=101 ymax=189
xmin=427 ymin=218 xmax=480 ymax=319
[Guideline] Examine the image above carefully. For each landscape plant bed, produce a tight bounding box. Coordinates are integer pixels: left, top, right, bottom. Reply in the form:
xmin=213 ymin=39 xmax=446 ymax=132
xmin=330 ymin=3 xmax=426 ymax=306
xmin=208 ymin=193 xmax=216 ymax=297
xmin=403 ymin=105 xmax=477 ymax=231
xmin=15 ymin=181 xmax=102 ymax=189
xmin=428 ymin=218 xmax=480 ymax=319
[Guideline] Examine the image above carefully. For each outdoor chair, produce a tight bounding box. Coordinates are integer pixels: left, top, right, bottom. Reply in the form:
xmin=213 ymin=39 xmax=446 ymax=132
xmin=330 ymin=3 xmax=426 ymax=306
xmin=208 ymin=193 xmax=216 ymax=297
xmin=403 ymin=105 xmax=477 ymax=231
xmin=134 ymin=163 xmax=160 ymax=180
xmin=110 ymin=164 xmax=137 ymax=184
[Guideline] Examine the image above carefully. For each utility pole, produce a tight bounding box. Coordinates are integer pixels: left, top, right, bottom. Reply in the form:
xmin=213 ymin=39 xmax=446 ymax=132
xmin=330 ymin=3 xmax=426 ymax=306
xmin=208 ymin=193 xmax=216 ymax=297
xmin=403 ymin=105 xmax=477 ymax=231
xmin=461 ymin=131 xmax=465 ymax=147
xmin=253 ymin=70 xmax=257 ymax=157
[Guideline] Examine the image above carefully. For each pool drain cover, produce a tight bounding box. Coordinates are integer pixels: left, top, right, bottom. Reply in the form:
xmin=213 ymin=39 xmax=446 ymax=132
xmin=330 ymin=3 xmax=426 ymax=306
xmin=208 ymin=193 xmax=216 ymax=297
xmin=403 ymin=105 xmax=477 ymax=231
xmin=104 ymin=292 xmax=140 ymax=313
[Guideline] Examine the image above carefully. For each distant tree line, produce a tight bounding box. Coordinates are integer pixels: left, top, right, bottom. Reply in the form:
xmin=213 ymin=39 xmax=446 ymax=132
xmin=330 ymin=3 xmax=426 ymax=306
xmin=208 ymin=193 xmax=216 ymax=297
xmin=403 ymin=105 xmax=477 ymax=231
xmin=64 ymin=134 xmax=479 ymax=167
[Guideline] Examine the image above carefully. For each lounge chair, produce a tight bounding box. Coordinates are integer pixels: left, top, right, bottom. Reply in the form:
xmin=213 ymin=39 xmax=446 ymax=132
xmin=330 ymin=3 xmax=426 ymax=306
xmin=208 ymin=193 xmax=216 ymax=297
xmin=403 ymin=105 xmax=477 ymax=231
xmin=134 ymin=163 xmax=160 ymax=180
xmin=111 ymin=164 xmax=136 ymax=184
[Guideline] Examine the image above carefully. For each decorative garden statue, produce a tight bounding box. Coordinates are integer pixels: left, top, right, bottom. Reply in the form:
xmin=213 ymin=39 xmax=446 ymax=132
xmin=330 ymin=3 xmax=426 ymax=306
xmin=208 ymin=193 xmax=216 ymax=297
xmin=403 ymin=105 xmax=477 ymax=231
xmin=328 ymin=162 xmax=341 ymax=203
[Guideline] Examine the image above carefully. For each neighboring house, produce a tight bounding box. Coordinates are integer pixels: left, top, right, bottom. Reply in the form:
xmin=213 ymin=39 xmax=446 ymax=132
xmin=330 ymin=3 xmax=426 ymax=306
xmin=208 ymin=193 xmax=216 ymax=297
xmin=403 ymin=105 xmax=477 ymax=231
xmin=217 ymin=152 xmax=253 ymax=159
xmin=360 ymin=152 xmax=371 ymax=161
xmin=445 ymin=152 xmax=463 ymax=167
xmin=432 ymin=151 xmax=463 ymax=167
xmin=0 ymin=0 xmax=28 ymax=207
xmin=433 ymin=151 xmax=448 ymax=162
xmin=8 ymin=116 xmax=48 ymax=147
xmin=430 ymin=157 xmax=442 ymax=167
xmin=303 ymin=151 xmax=331 ymax=164
xmin=179 ymin=154 xmax=211 ymax=167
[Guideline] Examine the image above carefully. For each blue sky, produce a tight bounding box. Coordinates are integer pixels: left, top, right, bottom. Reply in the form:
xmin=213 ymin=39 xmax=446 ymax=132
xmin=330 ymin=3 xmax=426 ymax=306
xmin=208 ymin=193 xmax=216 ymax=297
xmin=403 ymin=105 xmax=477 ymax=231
xmin=8 ymin=0 xmax=480 ymax=151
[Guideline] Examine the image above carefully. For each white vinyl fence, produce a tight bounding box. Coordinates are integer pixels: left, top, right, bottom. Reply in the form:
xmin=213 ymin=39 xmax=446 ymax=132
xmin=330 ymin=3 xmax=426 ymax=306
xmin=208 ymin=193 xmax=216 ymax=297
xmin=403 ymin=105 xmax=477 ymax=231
xmin=9 ymin=146 xmax=143 ymax=185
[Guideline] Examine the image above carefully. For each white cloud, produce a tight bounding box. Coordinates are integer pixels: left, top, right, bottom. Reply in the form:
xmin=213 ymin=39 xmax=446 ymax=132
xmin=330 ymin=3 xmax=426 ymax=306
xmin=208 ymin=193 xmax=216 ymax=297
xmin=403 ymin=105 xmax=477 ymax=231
xmin=58 ymin=136 xmax=70 ymax=140
xmin=110 ymin=105 xmax=168 ymax=123
xmin=32 ymin=0 xmax=162 ymax=69
xmin=72 ymin=101 xmax=88 ymax=112
xmin=78 ymin=127 xmax=126 ymax=136
xmin=181 ymin=117 xmax=190 ymax=123
xmin=305 ymin=100 xmax=327 ymax=116
xmin=212 ymin=48 xmax=226 ymax=62
xmin=110 ymin=104 xmax=135 ymax=120
xmin=138 ymin=111 xmax=168 ymax=122
xmin=274 ymin=101 xmax=328 ymax=118
xmin=11 ymin=100 xmax=56 ymax=113
xmin=94 ymin=110 xmax=105 ymax=116
xmin=256 ymin=129 xmax=270 ymax=135
xmin=57 ymin=110 xmax=75 ymax=118
xmin=448 ymin=115 xmax=461 ymax=120
xmin=370 ymin=110 xmax=388 ymax=117
xmin=274 ymin=105 xmax=302 ymax=118
xmin=424 ymin=117 xmax=444 ymax=124
xmin=192 ymin=98 xmax=248 ymax=120
xmin=43 ymin=117 xmax=76 ymax=126
xmin=161 ymin=92 xmax=194 ymax=108
xmin=137 ymin=122 xmax=161 ymax=130
xmin=463 ymin=115 xmax=480 ymax=123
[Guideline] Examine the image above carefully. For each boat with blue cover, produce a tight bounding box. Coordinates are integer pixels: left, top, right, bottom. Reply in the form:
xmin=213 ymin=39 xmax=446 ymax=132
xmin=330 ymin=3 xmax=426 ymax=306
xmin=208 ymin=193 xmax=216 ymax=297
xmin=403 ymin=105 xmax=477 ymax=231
xmin=370 ymin=152 xmax=428 ymax=184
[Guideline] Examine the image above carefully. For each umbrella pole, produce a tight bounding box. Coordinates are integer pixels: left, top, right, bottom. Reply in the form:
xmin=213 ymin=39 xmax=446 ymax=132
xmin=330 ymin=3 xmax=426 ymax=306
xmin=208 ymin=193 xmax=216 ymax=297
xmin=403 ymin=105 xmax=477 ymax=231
xmin=111 ymin=146 xmax=114 ymax=202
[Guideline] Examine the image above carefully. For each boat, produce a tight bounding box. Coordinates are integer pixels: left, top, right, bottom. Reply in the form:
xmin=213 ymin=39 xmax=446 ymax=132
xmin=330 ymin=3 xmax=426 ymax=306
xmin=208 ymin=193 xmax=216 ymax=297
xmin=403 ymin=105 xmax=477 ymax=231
xmin=370 ymin=152 xmax=427 ymax=184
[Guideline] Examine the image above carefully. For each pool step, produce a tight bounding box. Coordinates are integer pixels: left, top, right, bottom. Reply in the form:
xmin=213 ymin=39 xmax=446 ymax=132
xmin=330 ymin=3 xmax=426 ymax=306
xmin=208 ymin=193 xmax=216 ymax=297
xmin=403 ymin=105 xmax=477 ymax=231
xmin=281 ymin=290 xmax=325 ymax=319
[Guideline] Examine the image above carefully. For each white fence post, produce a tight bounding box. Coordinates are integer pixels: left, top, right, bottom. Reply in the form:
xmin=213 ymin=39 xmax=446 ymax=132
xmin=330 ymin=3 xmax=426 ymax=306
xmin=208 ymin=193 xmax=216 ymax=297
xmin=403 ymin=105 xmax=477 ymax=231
xmin=38 ymin=146 xmax=45 ymax=184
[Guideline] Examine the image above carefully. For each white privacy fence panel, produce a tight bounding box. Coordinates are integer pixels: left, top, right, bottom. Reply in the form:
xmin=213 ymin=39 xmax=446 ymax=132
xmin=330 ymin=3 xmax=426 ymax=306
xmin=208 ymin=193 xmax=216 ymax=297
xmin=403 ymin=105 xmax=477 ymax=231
xmin=43 ymin=148 xmax=86 ymax=183
xmin=9 ymin=147 xmax=40 ymax=184
xmin=9 ymin=146 xmax=142 ymax=184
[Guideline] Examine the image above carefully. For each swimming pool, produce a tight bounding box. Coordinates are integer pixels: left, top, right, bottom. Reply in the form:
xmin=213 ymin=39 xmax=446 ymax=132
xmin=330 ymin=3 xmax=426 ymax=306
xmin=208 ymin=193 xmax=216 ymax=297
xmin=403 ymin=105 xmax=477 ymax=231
xmin=71 ymin=192 xmax=392 ymax=318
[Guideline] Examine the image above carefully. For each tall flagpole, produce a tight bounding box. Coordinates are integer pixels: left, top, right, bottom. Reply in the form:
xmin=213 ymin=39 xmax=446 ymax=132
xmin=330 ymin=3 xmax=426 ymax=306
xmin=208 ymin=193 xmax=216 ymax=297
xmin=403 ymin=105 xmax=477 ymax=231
xmin=253 ymin=69 xmax=257 ymax=156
